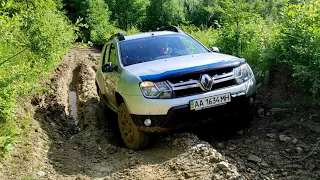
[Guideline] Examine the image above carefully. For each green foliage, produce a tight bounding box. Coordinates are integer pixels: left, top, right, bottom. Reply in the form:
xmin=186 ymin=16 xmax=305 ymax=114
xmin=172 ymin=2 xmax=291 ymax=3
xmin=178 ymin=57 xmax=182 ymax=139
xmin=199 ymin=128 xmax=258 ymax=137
xmin=0 ymin=136 xmax=15 ymax=157
xmin=87 ymin=0 xmax=118 ymax=45
xmin=215 ymin=0 xmax=278 ymax=73
xmin=62 ymin=0 xmax=119 ymax=45
xmin=275 ymin=1 xmax=320 ymax=97
xmin=180 ymin=25 xmax=219 ymax=48
xmin=62 ymin=0 xmax=91 ymax=41
xmin=145 ymin=0 xmax=185 ymax=30
xmin=0 ymin=0 xmax=75 ymax=156
xmin=180 ymin=0 xmax=278 ymax=82
xmin=109 ymin=0 xmax=149 ymax=30
xmin=62 ymin=0 xmax=89 ymax=23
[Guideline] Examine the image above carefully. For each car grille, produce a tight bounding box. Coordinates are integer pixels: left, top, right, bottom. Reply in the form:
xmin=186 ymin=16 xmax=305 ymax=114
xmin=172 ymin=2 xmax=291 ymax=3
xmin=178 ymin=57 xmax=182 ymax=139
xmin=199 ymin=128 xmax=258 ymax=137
xmin=173 ymin=87 xmax=203 ymax=98
xmin=167 ymin=67 xmax=234 ymax=84
xmin=212 ymin=79 xmax=235 ymax=90
xmin=167 ymin=67 xmax=237 ymax=98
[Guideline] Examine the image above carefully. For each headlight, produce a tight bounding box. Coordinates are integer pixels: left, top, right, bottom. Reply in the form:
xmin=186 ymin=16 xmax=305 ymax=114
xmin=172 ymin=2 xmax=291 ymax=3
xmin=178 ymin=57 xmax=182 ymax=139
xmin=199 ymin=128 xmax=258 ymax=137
xmin=234 ymin=63 xmax=253 ymax=84
xmin=140 ymin=81 xmax=172 ymax=99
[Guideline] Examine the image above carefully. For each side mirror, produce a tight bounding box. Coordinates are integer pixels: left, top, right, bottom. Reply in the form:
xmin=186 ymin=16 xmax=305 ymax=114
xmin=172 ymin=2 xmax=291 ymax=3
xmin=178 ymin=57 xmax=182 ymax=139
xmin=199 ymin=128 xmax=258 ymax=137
xmin=209 ymin=47 xmax=219 ymax=53
xmin=102 ymin=62 xmax=116 ymax=72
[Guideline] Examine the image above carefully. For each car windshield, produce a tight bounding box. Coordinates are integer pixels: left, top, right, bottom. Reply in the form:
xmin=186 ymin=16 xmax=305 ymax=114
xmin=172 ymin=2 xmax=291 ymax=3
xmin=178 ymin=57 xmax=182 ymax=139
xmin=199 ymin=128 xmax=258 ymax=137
xmin=119 ymin=34 xmax=209 ymax=66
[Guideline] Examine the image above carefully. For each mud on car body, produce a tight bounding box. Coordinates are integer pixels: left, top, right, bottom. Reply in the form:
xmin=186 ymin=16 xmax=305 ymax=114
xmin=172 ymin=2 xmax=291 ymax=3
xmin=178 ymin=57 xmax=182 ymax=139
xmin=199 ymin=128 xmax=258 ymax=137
xmin=95 ymin=26 xmax=256 ymax=150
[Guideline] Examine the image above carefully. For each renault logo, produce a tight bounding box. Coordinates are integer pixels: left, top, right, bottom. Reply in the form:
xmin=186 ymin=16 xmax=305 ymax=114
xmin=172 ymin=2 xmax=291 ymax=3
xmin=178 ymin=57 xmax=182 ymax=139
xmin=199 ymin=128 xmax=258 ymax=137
xmin=199 ymin=74 xmax=213 ymax=91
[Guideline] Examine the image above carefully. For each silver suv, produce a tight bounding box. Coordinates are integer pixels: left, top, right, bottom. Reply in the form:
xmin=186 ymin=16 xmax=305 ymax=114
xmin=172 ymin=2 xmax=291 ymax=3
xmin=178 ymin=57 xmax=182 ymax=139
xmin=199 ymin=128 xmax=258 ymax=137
xmin=95 ymin=26 xmax=256 ymax=150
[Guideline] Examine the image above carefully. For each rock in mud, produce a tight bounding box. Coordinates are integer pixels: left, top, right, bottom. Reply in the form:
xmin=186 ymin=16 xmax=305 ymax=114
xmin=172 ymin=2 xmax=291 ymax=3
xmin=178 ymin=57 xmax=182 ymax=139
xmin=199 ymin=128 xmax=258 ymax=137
xmin=261 ymin=169 xmax=269 ymax=175
xmin=292 ymin=138 xmax=298 ymax=144
xmin=257 ymin=107 xmax=265 ymax=117
xmin=296 ymin=147 xmax=303 ymax=154
xmin=171 ymin=133 xmax=208 ymax=149
xmin=36 ymin=171 xmax=46 ymax=177
xmin=266 ymin=133 xmax=276 ymax=138
xmin=247 ymin=154 xmax=262 ymax=163
xmin=217 ymin=161 xmax=230 ymax=171
xmin=260 ymin=161 xmax=269 ymax=167
xmin=270 ymin=108 xmax=287 ymax=115
xmin=279 ymin=135 xmax=292 ymax=142
xmin=227 ymin=144 xmax=236 ymax=151
xmin=216 ymin=143 xmax=225 ymax=149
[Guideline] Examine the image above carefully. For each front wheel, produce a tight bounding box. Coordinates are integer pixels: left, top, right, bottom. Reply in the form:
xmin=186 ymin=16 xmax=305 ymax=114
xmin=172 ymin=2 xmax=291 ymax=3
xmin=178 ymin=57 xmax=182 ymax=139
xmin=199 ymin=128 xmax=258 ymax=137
xmin=118 ymin=103 xmax=151 ymax=150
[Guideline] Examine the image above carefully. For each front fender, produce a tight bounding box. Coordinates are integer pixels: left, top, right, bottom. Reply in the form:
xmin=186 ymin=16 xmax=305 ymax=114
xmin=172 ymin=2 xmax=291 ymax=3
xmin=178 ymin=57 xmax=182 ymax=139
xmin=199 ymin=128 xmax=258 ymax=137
xmin=117 ymin=69 xmax=142 ymax=96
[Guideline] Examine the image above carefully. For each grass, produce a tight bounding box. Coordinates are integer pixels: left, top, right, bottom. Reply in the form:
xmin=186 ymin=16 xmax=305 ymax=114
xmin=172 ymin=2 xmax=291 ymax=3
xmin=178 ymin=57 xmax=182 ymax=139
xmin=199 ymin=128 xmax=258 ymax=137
xmin=267 ymin=97 xmax=320 ymax=109
xmin=0 ymin=114 xmax=43 ymax=178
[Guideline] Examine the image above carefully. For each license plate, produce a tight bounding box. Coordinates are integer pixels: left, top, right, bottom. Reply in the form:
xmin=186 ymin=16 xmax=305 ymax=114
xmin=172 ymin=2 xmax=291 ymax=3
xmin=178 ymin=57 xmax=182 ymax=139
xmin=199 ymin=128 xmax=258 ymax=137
xmin=190 ymin=93 xmax=231 ymax=111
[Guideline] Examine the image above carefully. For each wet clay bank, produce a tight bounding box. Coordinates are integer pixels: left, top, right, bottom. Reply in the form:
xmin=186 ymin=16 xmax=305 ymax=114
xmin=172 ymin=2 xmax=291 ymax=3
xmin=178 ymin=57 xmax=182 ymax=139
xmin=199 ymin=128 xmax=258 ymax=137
xmin=1 ymin=46 xmax=319 ymax=180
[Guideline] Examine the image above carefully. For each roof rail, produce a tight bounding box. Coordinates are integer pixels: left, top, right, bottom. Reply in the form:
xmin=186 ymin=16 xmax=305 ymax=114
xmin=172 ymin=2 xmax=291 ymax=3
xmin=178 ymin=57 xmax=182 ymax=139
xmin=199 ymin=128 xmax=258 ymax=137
xmin=157 ymin=26 xmax=183 ymax=33
xmin=109 ymin=32 xmax=125 ymax=41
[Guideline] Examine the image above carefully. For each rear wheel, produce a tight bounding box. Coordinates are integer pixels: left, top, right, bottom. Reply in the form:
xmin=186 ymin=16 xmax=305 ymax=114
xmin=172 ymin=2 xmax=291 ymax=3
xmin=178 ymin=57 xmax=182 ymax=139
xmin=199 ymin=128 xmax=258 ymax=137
xmin=118 ymin=103 xmax=151 ymax=150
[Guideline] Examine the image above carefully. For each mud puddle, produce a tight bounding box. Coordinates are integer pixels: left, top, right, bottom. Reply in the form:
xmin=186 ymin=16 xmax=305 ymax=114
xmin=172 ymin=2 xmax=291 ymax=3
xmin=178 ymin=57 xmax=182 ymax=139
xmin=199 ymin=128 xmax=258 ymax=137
xmin=68 ymin=91 xmax=78 ymax=125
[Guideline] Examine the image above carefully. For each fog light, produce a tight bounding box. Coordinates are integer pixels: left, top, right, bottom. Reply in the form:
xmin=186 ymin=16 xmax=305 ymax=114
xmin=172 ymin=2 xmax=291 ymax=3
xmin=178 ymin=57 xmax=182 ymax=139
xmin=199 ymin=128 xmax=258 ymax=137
xmin=144 ymin=119 xmax=152 ymax=126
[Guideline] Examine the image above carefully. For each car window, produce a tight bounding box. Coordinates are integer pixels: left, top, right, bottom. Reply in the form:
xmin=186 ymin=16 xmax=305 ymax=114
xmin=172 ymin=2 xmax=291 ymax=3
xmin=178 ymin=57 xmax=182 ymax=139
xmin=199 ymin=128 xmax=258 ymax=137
xmin=109 ymin=43 xmax=118 ymax=66
xmin=103 ymin=44 xmax=110 ymax=65
xmin=180 ymin=36 xmax=206 ymax=54
xmin=119 ymin=34 xmax=209 ymax=66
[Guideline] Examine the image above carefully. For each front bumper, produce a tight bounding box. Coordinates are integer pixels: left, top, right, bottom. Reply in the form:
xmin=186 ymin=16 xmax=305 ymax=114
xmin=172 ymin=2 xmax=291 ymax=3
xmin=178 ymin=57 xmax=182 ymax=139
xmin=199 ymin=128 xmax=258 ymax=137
xmin=131 ymin=94 xmax=255 ymax=132
xmin=123 ymin=77 xmax=256 ymax=115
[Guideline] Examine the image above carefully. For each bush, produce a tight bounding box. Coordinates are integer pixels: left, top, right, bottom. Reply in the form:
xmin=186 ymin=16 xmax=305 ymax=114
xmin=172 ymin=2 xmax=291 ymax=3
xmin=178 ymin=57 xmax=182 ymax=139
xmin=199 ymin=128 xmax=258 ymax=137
xmin=275 ymin=1 xmax=320 ymax=97
xmin=86 ymin=0 xmax=119 ymax=45
xmin=180 ymin=25 xmax=219 ymax=48
xmin=208 ymin=0 xmax=278 ymax=82
xmin=0 ymin=0 xmax=75 ymax=156
xmin=62 ymin=0 xmax=119 ymax=45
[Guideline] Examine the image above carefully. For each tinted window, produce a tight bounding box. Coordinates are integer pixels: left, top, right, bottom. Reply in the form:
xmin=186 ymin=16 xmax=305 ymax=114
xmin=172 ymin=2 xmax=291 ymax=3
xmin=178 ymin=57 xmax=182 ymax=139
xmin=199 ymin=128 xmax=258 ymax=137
xmin=109 ymin=43 xmax=118 ymax=66
xmin=119 ymin=34 xmax=208 ymax=66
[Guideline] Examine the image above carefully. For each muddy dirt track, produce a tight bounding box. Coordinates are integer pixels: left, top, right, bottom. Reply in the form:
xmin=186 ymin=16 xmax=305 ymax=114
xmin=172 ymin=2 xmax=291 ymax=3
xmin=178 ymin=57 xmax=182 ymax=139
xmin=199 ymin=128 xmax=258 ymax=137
xmin=1 ymin=46 xmax=319 ymax=180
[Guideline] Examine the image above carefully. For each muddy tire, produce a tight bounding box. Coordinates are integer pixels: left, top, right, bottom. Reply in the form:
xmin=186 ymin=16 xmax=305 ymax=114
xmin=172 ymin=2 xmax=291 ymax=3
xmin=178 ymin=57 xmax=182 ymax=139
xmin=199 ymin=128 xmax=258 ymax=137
xmin=118 ymin=103 xmax=150 ymax=150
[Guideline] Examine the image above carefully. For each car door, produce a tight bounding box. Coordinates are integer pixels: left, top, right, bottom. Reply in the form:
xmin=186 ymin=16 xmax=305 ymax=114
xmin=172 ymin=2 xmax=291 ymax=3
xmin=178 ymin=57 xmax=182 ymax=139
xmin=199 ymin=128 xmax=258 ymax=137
xmin=105 ymin=41 xmax=121 ymax=107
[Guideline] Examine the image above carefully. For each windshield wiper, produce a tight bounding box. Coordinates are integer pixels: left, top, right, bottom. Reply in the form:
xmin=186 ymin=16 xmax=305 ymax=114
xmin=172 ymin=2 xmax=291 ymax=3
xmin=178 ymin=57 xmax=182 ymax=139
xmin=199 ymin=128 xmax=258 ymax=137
xmin=135 ymin=60 xmax=145 ymax=64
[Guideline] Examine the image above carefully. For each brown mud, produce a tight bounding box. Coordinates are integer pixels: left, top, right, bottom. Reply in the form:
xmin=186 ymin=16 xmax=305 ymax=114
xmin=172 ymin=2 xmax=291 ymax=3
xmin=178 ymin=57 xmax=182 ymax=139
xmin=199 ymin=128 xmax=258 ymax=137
xmin=1 ymin=46 xmax=319 ymax=180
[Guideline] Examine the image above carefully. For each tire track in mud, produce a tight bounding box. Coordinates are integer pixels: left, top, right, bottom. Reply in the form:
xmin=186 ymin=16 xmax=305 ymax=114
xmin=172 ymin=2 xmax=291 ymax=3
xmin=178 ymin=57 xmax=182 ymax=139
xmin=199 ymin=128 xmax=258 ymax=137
xmin=38 ymin=46 xmax=143 ymax=178
xmin=15 ymin=46 xmax=243 ymax=179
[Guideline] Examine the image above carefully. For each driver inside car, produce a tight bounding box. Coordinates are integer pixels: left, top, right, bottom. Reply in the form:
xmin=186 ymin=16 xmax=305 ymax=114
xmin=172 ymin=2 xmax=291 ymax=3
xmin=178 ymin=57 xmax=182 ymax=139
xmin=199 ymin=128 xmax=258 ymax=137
xmin=155 ymin=40 xmax=173 ymax=58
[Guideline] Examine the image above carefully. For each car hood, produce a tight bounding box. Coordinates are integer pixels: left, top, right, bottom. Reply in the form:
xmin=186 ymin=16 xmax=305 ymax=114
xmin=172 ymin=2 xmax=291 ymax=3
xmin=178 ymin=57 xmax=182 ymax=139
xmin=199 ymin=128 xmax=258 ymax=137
xmin=124 ymin=52 xmax=245 ymax=81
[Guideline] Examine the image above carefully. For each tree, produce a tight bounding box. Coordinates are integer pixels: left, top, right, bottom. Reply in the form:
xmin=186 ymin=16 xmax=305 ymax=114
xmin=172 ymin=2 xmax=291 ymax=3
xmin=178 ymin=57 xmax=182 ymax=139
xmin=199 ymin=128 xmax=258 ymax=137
xmin=108 ymin=0 xmax=148 ymax=30
xmin=145 ymin=0 xmax=185 ymax=31
xmin=62 ymin=0 xmax=89 ymax=23
xmin=87 ymin=0 xmax=117 ymax=44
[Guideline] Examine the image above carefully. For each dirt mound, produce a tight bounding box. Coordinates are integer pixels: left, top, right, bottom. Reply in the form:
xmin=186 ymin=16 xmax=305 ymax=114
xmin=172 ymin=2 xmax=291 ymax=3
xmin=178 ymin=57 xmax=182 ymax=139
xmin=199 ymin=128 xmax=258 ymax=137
xmin=106 ymin=134 xmax=242 ymax=180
